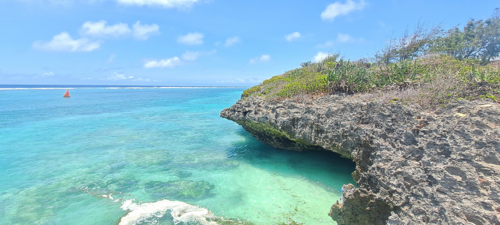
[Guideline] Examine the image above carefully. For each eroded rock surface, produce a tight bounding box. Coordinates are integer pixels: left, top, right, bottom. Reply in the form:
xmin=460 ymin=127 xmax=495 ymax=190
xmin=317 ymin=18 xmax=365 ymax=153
xmin=220 ymin=95 xmax=500 ymax=225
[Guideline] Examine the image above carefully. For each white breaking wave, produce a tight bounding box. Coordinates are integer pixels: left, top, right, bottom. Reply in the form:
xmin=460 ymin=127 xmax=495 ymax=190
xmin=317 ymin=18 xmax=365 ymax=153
xmin=0 ymin=88 xmax=77 ymax=90
xmin=0 ymin=87 xmax=240 ymax=91
xmin=119 ymin=199 xmax=219 ymax=225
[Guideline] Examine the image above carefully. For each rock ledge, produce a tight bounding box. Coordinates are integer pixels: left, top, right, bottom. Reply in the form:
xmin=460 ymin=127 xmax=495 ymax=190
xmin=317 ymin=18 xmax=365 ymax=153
xmin=220 ymin=95 xmax=500 ymax=225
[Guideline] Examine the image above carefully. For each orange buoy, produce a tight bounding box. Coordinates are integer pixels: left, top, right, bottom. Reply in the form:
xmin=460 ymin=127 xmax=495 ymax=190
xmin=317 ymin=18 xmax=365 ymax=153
xmin=63 ymin=89 xmax=70 ymax=98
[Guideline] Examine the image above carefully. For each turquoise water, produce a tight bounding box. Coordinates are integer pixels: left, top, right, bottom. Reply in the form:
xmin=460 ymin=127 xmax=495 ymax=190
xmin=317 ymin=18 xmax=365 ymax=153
xmin=0 ymin=87 xmax=355 ymax=225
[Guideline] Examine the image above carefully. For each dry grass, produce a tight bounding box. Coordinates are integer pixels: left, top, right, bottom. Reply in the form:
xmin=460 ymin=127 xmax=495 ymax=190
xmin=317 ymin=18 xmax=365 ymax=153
xmin=359 ymin=73 xmax=468 ymax=106
xmin=243 ymin=54 xmax=500 ymax=109
xmin=490 ymin=60 xmax=500 ymax=69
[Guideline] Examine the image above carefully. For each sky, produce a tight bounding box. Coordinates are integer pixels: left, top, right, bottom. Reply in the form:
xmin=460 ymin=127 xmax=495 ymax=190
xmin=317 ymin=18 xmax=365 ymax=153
xmin=0 ymin=0 xmax=499 ymax=86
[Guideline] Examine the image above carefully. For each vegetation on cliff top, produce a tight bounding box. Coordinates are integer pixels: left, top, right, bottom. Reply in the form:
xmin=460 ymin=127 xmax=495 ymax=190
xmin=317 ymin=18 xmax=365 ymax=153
xmin=243 ymin=9 xmax=500 ymax=108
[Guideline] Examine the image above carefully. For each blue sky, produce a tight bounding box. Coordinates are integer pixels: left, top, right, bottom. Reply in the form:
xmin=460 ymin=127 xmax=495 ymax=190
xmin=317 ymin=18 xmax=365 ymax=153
xmin=0 ymin=0 xmax=498 ymax=86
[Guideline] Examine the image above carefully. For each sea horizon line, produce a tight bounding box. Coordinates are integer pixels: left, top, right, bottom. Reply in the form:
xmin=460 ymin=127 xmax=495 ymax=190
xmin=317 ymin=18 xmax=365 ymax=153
xmin=0 ymin=84 xmax=250 ymax=90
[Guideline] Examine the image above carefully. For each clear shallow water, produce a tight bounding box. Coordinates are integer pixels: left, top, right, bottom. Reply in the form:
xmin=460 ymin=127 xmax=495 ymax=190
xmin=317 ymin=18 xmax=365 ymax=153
xmin=0 ymin=87 xmax=355 ymax=225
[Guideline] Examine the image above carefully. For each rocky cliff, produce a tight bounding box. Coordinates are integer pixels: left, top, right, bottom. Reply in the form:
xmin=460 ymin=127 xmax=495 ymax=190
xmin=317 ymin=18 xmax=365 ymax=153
xmin=220 ymin=95 xmax=500 ymax=225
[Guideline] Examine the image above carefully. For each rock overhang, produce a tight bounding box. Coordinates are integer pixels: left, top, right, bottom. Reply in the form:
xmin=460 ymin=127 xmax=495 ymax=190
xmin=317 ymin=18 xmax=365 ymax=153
xmin=221 ymin=95 xmax=500 ymax=225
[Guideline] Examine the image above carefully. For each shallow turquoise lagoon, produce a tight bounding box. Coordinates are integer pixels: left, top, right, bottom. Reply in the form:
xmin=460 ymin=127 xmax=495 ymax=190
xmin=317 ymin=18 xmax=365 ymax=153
xmin=0 ymin=87 xmax=355 ymax=225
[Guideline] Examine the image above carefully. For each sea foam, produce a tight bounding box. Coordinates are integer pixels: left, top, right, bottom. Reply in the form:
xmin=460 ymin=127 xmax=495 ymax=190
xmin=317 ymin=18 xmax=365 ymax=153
xmin=119 ymin=199 xmax=218 ymax=225
xmin=0 ymin=88 xmax=76 ymax=90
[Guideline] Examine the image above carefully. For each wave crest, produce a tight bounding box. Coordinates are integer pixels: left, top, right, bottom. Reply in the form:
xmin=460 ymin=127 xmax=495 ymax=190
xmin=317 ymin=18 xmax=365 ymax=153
xmin=119 ymin=199 xmax=218 ymax=225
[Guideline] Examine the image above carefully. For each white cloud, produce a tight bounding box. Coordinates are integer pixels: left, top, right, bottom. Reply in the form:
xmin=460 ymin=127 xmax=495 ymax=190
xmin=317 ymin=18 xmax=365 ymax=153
xmin=216 ymin=78 xmax=263 ymax=84
xmin=316 ymin=41 xmax=335 ymax=48
xmin=33 ymin=32 xmax=100 ymax=52
xmin=336 ymin=33 xmax=364 ymax=43
xmin=81 ymin=20 xmax=159 ymax=40
xmin=80 ymin=20 xmax=131 ymax=37
xmin=144 ymin=57 xmax=182 ymax=68
xmin=133 ymin=21 xmax=160 ymax=40
xmin=214 ymin=41 xmax=221 ymax=46
xmin=316 ymin=33 xmax=363 ymax=47
xmin=249 ymin=54 xmax=271 ymax=64
xmin=107 ymin=72 xmax=133 ymax=80
xmin=41 ymin=72 xmax=54 ymax=76
xmin=104 ymin=72 xmax=155 ymax=81
xmin=182 ymin=51 xmax=199 ymax=61
xmin=15 ymin=0 xmax=198 ymax=8
xmin=224 ymin=36 xmax=240 ymax=47
xmin=321 ymin=0 xmax=367 ymax=21
xmin=134 ymin=77 xmax=153 ymax=82
xmin=11 ymin=0 xmax=199 ymax=8
xmin=314 ymin=52 xmax=330 ymax=62
xmin=177 ymin=32 xmax=204 ymax=45
xmin=107 ymin=53 xmax=116 ymax=63
xmin=337 ymin=33 xmax=352 ymax=42
xmin=260 ymin=55 xmax=271 ymax=61
xmin=116 ymin=0 xmax=198 ymax=8
xmin=285 ymin=32 xmax=301 ymax=42
xmin=181 ymin=49 xmax=216 ymax=61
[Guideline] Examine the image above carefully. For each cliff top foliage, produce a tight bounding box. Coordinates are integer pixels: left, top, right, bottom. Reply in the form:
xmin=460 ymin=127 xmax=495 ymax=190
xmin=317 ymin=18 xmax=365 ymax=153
xmin=242 ymin=9 xmax=500 ymax=108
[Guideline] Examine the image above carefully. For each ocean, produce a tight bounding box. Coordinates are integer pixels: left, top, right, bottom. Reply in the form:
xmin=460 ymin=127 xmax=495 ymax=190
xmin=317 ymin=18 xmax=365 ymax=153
xmin=0 ymin=86 xmax=355 ymax=225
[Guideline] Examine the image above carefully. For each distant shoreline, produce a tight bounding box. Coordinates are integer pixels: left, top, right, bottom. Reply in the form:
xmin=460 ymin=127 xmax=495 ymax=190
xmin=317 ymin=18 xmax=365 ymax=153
xmin=0 ymin=85 xmax=248 ymax=90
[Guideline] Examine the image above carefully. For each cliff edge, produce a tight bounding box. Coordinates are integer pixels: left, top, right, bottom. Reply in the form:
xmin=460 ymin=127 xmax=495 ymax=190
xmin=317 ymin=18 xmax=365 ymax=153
xmin=221 ymin=95 xmax=500 ymax=224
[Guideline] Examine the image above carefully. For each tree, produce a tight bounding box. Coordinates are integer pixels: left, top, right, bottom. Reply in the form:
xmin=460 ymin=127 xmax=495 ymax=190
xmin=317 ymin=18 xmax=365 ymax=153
xmin=375 ymin=23 xmax=441 ymax=64
xmin=430 ymin=8 xmax=500 ymax=64
xmin=480 ymin=8 xmax=500 ymax=62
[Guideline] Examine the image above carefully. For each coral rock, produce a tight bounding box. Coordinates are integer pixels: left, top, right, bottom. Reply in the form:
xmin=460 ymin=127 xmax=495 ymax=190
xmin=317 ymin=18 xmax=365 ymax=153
xmin=221 ymin=95 xmax=500 ymax=225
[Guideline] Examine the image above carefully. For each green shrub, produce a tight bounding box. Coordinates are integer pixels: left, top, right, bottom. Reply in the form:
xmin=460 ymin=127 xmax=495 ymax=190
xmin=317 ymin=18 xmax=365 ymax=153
xmin=241 ymin=85 xmax=261 ymax=97
xmin=300 ymin=61 xmax=312 ymax=68
xmin=375 ymin=60 xmax=425 ymax=87
xmin=239 ymin=10 xmax=500 ymax=107
xmin=262 ymin=75 xmax=290 ymax=85
xmin=327 ymin=60 xmax=373 ymax=93
xmin=274 ymin=73 xmax=327 ymax=98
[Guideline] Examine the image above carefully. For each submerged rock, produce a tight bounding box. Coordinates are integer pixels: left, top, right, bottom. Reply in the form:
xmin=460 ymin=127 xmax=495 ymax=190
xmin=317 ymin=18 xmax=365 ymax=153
xmin=172 ymin=170 xmax=192 ymax=179
xmin=145 ymin=180 xmax=214 ymax=201
xmin=221 ymin=96 xmax=500 ymax=224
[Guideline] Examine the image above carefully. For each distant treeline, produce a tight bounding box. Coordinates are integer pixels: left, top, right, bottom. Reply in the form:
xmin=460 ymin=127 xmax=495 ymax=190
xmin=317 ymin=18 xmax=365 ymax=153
xmin=377 ymin=8 xmax=500 ymax=65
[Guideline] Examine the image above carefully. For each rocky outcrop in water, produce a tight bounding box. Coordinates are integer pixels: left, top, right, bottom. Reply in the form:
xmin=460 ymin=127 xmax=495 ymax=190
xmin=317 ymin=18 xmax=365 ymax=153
xmin=220 ymin=95 xmax=500 ymax=225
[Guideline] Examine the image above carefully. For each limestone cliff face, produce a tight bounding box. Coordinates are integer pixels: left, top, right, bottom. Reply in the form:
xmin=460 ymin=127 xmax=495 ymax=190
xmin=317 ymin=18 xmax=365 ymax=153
xmin=220 ymin=95 xmax=500 ymax=225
